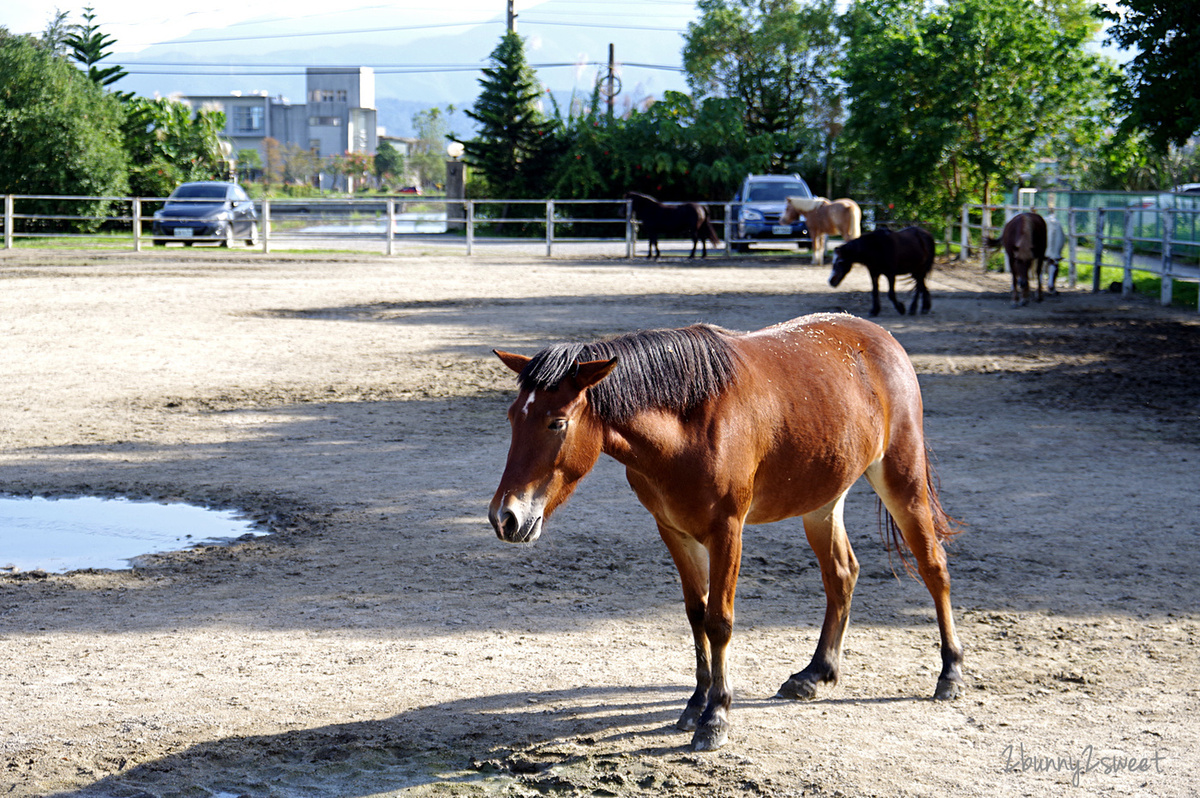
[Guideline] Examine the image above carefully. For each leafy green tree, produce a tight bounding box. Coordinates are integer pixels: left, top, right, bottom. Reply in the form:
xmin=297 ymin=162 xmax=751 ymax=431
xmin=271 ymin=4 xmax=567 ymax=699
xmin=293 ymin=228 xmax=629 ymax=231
xmin=463 ymin=32 xmax=553 ymax=198
xmin=123 ymin=97 xmax=227 ymax=196
xmin=683 ymin=0 xmax=842 ymax=170
xmin=374 ymin=140 xmax=405 ymax=186
xmin=546 ymin=90 xmax=775 ymax=201
xmin=410 ymin=106 xmax=456 ymax=189
xmin=1100 ymin=0 xmax=1200 ymax=151
xmin=64 ymin=7 xmax=128 ymax=92
xmin=236 ymin=148 xmax=262 ymax=183
xmin=839 ymin=0 xmax=1108 ymax=218
xmin=0 ymin=29 xmax=128 ymax=224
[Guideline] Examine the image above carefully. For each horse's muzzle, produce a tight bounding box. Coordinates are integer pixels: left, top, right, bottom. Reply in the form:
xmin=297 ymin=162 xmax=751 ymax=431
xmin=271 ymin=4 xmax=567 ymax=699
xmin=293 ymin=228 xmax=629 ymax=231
xmin=488 ymin=498 xmax=544 ymax=543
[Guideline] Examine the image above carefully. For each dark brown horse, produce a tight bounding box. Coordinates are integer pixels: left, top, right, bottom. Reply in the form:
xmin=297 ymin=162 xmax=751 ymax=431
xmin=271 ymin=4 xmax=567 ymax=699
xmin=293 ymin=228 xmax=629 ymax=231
xmin=625 ymin=191 xmax=721 ymax=259
xmin=488 ymin=315 xmax=965 ymax=751
xmin=829 ymin=226 xmax=936 ymax=316
xmin=987 ymin=212 xmax=1048 ymax=306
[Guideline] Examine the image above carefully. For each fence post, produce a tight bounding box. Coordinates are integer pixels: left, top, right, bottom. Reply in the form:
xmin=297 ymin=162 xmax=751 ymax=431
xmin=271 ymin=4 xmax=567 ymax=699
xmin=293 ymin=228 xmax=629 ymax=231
xmin=4 ymin=195 xmax=12 ymax=249
xmin=980 ymin=205 xmax=991 ymax=272
xmin=386 ymin=197 xmax=395 ymax=256
xmin=1002 ymin=205 xmax=1015 ymax=273
xmin=1161 ymin=208 xmax=1174 ymax=306
xmin=132 ymin=197 xmax=142 ymax=252
xmin=261 ymin=198 xmax=271 ymax=254
xmin=1093 ymin=208 xmax=1105 ymax=293
xmin=626 ymin=200 xmax=634 ymax=259
xmin=627 ymin=199 xmax=636 ymax=258
xmin=466 ymin=200 xmax=474 ymax=256
xmin=959 ymin=204 xmax=969 ymax=260
xmin=1122 ymin=207 xmax=1134 ymax=296
xmin=723 ymin=202 xmax=732 ymax=256
xmin=1067 ymin=207 xmax=1078 ymax=288
xmin=546 ymin=200 xmax=554 ymax=258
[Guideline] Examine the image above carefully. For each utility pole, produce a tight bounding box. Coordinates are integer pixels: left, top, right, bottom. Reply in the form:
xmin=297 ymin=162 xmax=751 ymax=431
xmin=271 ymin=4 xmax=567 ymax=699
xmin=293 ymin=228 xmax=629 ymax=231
xmin=507 ymin=0 xmax=517 ymax=32
xmin=607 ymin=43 xmax=616 ymax=119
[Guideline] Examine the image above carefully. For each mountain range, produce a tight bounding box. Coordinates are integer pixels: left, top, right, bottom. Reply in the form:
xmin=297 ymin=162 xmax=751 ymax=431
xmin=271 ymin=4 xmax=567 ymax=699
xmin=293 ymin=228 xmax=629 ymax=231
xmin=111 ymin=6 xmax=693 ymax=138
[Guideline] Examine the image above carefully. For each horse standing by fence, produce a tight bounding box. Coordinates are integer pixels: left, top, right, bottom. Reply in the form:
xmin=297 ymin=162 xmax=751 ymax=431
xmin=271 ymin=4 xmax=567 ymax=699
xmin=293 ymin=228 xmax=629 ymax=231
xmin=828 ymin=226 xmax=936 ymax=316
xmin=625 ymin=192 xmax=721 ymax=260
xmin=488 ymin=315 xmax=965 ymax=751
xmin=779 ymin=196 xmax=863 ymax=266
xmin=987 ymin=212 xmax=1048 ymax=306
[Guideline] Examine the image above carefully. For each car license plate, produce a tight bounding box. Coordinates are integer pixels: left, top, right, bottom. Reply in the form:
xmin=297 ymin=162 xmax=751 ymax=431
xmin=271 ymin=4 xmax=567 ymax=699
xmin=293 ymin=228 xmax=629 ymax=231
xmin=174 ymin=228 xmax=193 ymax=238
xmin=772 ymin=225 xmax=791 ymax=236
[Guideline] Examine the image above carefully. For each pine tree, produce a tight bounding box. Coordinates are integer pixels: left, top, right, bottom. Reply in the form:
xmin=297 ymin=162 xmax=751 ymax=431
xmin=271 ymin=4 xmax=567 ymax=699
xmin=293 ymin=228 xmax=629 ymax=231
xmin=64 ymin=7 xmax=128 ymax=92
xmin=463 ymin=32 xmax=552 ymax=199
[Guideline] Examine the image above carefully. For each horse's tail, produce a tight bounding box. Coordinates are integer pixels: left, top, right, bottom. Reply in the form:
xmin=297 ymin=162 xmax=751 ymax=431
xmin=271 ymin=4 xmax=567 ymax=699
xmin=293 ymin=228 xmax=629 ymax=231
xmin=705 ymin=217 xmax=720 ymax=246
xmin=846 ymin=201 xmax=862 ymax=241
xmin=878 ymin=445 xmax=963 ymax=578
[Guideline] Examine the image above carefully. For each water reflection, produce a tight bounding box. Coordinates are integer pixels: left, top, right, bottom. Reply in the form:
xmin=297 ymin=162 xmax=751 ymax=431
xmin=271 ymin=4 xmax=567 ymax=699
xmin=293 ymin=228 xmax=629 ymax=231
xmin=0 ymin=496 xmax=261 ymax=573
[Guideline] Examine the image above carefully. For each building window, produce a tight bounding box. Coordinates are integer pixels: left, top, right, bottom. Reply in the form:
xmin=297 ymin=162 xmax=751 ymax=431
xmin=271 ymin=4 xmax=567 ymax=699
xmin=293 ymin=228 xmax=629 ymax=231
xmin=321 ymin=89 xmax=335 ymax=102
xmin=234 ymin=106 xmax=264 ymax=133
xmin=308 ymin=116 xmax=342 ymax=127
xmin=336 ymin=89 xmax=348 ymax=102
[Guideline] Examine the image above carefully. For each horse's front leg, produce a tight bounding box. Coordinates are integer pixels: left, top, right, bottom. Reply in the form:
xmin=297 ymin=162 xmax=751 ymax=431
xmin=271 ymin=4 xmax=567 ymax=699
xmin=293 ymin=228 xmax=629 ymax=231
xmin=869 ymin=272 xmax=883 ymax=316
xmin=657 ymin=525 xmax=711 ymax=733
xmin=778 ymin=493 xmax=858 ymax=700
xmin=689 ymin=521 xmax=743 ymax=751
xmin=886 ymin=273 xmax=905 ymax=315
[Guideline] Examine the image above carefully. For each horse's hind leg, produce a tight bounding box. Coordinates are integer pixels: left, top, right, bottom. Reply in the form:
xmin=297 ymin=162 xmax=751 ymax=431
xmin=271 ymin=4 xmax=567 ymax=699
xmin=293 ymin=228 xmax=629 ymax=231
xmin=777 ymin=492 xmax=858 ymax=700
xmin=865 ymin=450 xmax=965 ymax=700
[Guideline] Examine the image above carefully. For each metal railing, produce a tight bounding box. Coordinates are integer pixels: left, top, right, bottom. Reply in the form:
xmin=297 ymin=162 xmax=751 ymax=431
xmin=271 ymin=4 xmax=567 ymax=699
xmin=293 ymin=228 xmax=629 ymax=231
xmin=0 ymin=194 xmax=837 ymax=258
xmin=958 ymin=202 xmax=1200 ymax=311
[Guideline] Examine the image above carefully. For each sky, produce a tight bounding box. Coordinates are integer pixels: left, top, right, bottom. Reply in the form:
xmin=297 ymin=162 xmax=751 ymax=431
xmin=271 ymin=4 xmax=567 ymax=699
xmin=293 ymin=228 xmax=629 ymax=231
xmin=4 ymin=0 xmax=701 ymax=53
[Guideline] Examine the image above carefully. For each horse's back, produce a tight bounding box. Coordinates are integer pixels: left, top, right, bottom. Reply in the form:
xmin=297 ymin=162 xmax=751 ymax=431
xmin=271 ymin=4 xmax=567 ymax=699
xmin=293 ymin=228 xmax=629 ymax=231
xmin=732 ymin=314 xmax=923 ymax=521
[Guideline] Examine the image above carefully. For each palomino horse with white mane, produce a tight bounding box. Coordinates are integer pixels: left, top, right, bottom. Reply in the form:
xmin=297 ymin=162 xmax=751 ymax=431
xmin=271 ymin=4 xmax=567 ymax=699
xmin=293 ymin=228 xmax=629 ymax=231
xmin=780 ymin=197 xmax=863 ymax=266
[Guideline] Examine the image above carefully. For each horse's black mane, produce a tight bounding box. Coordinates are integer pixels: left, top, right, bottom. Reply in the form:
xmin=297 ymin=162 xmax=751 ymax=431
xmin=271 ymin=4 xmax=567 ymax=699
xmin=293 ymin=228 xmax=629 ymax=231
xmin=518 ymin=324 xmax=739 ymax=421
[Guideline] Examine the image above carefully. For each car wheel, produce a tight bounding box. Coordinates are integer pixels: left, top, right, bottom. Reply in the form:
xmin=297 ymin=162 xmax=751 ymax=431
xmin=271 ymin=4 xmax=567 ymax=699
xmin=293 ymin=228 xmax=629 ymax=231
xmin=152 ymin=239 xmax=166 ymax=247
xmin=732 ymin=242 xmax=749 ymax=253
xmin=245 ymin=221 xmax=259 ymax=247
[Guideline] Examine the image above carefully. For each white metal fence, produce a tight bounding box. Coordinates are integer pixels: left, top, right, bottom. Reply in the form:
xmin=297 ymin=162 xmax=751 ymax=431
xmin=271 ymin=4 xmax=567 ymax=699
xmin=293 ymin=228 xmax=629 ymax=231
xmin=4 ymin=193 xmax=1197 ymax=310
xmin=958 ymin=202 xmax=1200 ymax=311
xmin=1 ymin=194 xmax=819 ymax=258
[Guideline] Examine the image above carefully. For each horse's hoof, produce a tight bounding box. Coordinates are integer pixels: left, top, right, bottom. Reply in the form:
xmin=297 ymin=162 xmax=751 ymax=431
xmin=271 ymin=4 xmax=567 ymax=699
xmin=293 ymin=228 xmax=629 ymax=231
xmin=676 ymin=705 xmax=703 ymax=732
xmin=691 ymin=722 xmax=729 ymax=751
xmin=775 ymin=676 xmax=819 ymax=700
xmin=934 ymin=677 xmax=964 ymax=701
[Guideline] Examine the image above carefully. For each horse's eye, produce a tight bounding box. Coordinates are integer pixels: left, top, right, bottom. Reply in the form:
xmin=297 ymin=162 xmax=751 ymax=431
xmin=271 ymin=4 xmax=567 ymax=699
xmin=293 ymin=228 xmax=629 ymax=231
xmin=548 ymin=418 xmax=568 ymax=432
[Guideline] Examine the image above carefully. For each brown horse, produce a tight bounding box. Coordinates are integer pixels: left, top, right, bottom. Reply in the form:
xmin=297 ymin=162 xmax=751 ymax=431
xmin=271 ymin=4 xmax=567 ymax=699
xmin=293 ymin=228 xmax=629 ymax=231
xmin=987 ymin=212 xmax=1048 ymax=306
xmin=488 ymin=315 xmax=965 ymax=752
xmin=779 ymin=196 xmax=863 ymax=266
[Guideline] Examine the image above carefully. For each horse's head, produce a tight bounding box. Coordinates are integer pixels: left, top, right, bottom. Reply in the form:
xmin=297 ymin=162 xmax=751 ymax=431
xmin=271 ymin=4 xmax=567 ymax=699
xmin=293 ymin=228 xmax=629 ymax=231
xmin=489 ymin=350 xmax=619 ymax=543
xmin=829 ymin=242 xmax=856 ymax=287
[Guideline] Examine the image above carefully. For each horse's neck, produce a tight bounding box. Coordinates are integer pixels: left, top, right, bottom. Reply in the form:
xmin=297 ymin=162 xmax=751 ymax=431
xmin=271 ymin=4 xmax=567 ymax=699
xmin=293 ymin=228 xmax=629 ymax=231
xmin=600 ymin=409 xmax=691 ymax=472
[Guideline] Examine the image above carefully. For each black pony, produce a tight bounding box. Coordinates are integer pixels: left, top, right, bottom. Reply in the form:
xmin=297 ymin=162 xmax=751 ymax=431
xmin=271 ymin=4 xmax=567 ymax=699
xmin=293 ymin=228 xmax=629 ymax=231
xmin=829 ymin=226 xmax=935 ymax=316
xmin=625 ymin=192 xmax=721 ymax=260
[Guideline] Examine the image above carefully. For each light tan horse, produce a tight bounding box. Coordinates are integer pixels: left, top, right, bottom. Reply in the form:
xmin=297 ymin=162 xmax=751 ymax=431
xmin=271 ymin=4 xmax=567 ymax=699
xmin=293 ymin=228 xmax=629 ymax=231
xmin=780 ymin=196 xmax=863 ymax=265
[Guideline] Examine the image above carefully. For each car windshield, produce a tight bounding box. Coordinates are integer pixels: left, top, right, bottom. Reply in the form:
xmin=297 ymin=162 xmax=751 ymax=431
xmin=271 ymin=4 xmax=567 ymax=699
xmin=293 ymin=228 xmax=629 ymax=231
xmin=747 ymin=183 xmax=808 ymax=202
xmin=170 ymin=185 xmax=229 ymax=201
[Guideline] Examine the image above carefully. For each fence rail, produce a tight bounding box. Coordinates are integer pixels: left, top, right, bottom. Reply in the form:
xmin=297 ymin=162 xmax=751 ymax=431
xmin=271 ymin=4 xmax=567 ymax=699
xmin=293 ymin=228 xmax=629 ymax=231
xmin=2 ymin=194 xmax=811 ymax=258
xmin=957 ymin=202 xmax=1200 ymax=312
xmin=4 ymin=193 xmax=1197 ymax=312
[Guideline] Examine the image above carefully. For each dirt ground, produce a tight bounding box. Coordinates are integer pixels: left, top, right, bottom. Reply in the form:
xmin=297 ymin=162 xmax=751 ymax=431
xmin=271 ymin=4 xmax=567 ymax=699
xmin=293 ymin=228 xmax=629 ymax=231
xmin=1 ymin=246 xmax=1198 ymax=797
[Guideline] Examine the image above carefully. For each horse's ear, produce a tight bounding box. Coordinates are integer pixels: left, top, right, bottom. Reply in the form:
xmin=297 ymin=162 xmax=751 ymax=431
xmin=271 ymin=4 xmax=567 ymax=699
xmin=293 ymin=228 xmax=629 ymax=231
xmin=572 ymin=357 xmax=619 ymax=390
xmin=494 ymin=350 xmax=532 ymax=375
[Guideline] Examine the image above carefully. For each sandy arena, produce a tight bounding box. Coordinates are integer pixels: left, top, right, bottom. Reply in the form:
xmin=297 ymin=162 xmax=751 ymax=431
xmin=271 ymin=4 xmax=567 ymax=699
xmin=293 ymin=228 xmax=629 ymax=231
xmin=1 ymin=247 xmax=1198 ymax=797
